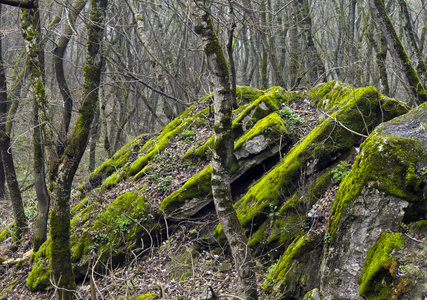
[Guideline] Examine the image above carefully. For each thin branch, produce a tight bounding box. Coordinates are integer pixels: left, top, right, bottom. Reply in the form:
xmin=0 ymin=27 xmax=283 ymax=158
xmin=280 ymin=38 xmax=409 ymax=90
xmin=0 ymin=0 xmax=36 ymax=9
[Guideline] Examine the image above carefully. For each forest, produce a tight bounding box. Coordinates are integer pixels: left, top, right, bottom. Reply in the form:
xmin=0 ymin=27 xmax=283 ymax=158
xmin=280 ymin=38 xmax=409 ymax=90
xmin=0 ymin=0 xmax=426 ymax=299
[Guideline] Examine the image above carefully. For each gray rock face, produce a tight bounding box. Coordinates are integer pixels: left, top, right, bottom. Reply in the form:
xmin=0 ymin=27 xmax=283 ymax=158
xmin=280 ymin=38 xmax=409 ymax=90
xmin=320 ymin=191 xmax=408 ymax=299
xmin=320 ymin=102 xmax=427 ymax=299
xmin=234 ymin=135 xmax=268 ymax=159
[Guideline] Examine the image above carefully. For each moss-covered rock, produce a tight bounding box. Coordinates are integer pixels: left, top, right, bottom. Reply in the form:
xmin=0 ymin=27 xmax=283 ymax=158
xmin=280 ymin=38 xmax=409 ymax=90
xmin=263 ymin=233 xmax=323 ymax=299
xmin=358 ymin=232 xmax=404 ymax=299
xmin=320 ymin=102 xmax=426 ymax=299
xmin=303 ymin=288 xmax=323 ymax=300
xmin=218 ymin=85 xmax=407 ymax=239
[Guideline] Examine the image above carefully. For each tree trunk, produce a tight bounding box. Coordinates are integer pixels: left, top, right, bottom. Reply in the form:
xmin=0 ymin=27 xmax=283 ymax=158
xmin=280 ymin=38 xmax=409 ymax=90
xmin=296 ymin=0 xmax=326 ymax=84
xmin=50 ymin=0 xmax=108 ymax=297
xmin=398 ymin=0 xmax=426 ymax=83
xmin=189 ymin=1 xmax=258 ymax=299
xmin=54 ymin=0 xmax=87 ymax=157
xmin=289 ymin=2 xmax=300 ymax=88
xmin=369 ymin=0 xmax=427 ymax=106
xmin=0 ymin=4 xmax=27 ymax=238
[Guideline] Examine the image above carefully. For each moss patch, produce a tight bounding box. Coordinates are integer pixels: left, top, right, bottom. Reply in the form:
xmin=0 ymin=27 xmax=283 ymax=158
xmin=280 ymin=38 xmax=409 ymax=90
xmin=327 ymin=135 xmax=424 ymax=243
xmin=358 ymin=232 xmax=404 ymax=299
xmin=27 ymin=238 xmax=52 ymax=291
xmin=262 ymin=233 xmax=322 ymax=298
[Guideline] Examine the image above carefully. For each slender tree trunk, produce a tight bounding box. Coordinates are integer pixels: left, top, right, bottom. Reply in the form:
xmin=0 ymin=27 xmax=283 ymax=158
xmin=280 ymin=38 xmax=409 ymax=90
xmin=0 ymin=4 xmax=27 ymax=238
xmin=243 ymin=0 xmax=285 ymax=87
xmin=368 ymin=18 xmax=390 ymax=96
xmin=369 ymin=0 xmax=427 ymax=106
xmin=289 ymin=2 xmax=300 ymax=88
xmin=33 ymin=97 xmax=50 ymax=252
xmin=189 ymin=1 xmax=258 ymax=299
xmin=50 ymin=0 xmax=108 ymax=297
xmin=260 ymin=0 xmax=268 ymax=89
xmin=296 ymin=0 xmax=326 ymax=84
xmin=0 ymin=157 xmax=5 ymax=199
xmin=54 ymin=0 xmax=87 ymax=156
xmin=398 ymin=0 xmax=426 ymax=83
xmin=348 ymin=0 xmax=357 ymax=83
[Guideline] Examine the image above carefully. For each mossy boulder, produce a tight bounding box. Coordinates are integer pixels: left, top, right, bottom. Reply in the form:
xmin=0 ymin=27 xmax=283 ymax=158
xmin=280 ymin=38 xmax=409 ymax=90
xmin=320 ymin=102 xmax=427 ymax=299
xmin=218 ymin=85 xmax=407 ymax=239
xmin=263 ymin=233 xmax=323 ymax=300
xmin=159 ymin=103 xmax=293 ymax=221
xmin=303 ymin=288 xmax=324 ymax=300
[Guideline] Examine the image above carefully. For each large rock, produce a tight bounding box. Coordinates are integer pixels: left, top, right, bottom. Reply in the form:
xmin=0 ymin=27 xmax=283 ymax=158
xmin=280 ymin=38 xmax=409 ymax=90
xmin=320 ymin=102 xmax=427 ymax=299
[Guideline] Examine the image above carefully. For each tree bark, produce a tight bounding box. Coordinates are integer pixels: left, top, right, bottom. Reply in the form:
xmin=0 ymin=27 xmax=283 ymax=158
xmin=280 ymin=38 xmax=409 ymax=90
xmin=189 ymin=1 xmax=258 ymax=299
xmin=0 ymin=4 xmax=27 ymax=238
xmin=54 ymin=0 xmax=87 ymax=157
xmin=398 ymin=0 xmax=426 ymax=83
xmin=296 ymin=0 xmax=326 ymax=84
xmin=0 ymin=0 xmax=36 ymax=8
xmin=50 ymin=0 xmax=108 ymax=297
xmin=21 ymin=0 xmax=108 ymax=297
xmin=369 ymin=0 xmax=427 ymax=106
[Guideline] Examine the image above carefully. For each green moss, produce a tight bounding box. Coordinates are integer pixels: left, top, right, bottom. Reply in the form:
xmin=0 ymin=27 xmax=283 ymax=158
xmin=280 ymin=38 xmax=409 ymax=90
xmin=71 ymin=232 xmax=92 ymax=262
xmin=235 ymin=86 xmax=265 ymax=105
xmin=71 ymin=197 xmax=89 ymax=215
xmin=328 ymin=135 xmax=424 ymax=243
xmin=262 ymin=233 xmax=317 ymax=292
xmin=234 ymin=112 xmax=287 ymax=151
xmin=309 ymin=81 xmax=354 ymax=111
xmin=159 ymin=166 xmax=212 ymax=217
xmin=358 ymin=232 xmax=404 ymax=299
xmin=232 ymin=93 xmax=280 ymax=136
xmin=216 ymin=85 xmax=407 ymax=240
xmin=135 ymin=294 xmax=158 ymax=300
xmin=88 ymin=134 xmax=149 ymax=187
xmin=0 ymin=223 xmax=13 ymax=242
xmin=27 ymin=238 xmax=52 ymax=291
xmin=248 ymin=222 xmax=267 ymax=247
xmin=92 ymin=191 xmax=149 ymax=241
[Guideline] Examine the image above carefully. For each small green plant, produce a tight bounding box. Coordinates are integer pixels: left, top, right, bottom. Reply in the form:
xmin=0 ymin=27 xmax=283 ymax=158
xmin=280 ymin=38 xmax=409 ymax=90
xmin=279 ymin=106 xmax=304 ymax=127
xmin=249 ymin=117 xmax=258 ymax=127
xmin=114 ymin=214 xmax=132 ymax=234
xmin=149 ymin=171 xmax=162 ymax=181
xmin=330 ymin=161 xmax=352 ymax=184
xmin=156 ymin=176 xmax=173 ymax=192
xmin=420 ymin=167 xmax=427 ymax=179
xmin=324 ymin=232 xmax=332 ymax=243
xmin=180 ymin=130 xmax=197 ymax=143
xmin=268 ymin=203 xmax=280 ymax=226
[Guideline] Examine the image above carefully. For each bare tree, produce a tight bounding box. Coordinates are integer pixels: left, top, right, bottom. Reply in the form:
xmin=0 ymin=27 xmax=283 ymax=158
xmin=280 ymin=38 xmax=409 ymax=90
xmin=189 ymin=1 xmax=258 ymax=299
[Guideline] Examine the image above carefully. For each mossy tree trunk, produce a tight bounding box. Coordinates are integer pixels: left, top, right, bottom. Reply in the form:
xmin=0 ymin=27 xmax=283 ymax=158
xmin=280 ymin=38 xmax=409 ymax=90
xmin=54 ymin=0 xmax=87 ymax=157
xmin=367 ymin=17 xmax=390 ymax=96
xmin=369 ymin=0 xmax=427 ymax=106
xmin=20 ymin=0 xmax=108 ymax=297
xmin=51 ymin=0 xmax=108 ymax=297
xmin=189 ymin=1 xmax=258 ymax=299
xmin=0 ymin=9 xmax=28 ymax=237
xmin=20 ymin=0 xmax=52 ymax=253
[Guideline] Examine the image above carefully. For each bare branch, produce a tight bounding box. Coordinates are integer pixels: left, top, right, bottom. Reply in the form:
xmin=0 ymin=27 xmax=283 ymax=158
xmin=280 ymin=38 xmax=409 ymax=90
xmin=0 ymin=0 xmax=37 ymax=9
